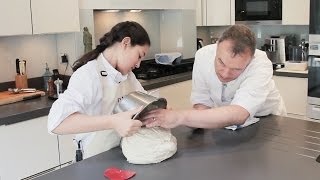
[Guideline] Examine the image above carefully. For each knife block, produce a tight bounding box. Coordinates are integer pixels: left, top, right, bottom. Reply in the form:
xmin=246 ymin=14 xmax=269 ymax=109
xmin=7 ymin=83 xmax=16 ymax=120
xmin=15 ymin=75 xmax=28 ymax=88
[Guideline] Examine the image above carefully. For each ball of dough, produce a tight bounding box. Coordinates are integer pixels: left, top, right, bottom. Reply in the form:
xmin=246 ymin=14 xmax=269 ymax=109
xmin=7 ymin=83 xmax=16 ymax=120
xmin=121 ymin=127 xmax=177 ymax=164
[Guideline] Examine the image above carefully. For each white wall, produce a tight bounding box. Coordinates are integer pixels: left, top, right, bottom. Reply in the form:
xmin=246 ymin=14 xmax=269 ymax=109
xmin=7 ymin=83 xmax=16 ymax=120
xmin=160 ymin=10 xmax=196 ymax=59
xmin=0 ymin=35 xmax=58 ymax=82
xmin=56 ymin=10 xmax=95 ymax=76
xmin=94 ymin=10 xmax=161 ymax=60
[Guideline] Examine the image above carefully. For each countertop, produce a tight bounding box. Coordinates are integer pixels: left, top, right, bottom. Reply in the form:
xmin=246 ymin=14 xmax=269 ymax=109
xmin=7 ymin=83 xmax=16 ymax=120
xmin=0 ymin=68 xmax=308 ymax=126
xmin=35 ymin=115 xmax=320 ymax=180
xmin=0 ymin=72 xmax=192 ymax=126
xmin=273 ymin=68 xmax=308 ymax=78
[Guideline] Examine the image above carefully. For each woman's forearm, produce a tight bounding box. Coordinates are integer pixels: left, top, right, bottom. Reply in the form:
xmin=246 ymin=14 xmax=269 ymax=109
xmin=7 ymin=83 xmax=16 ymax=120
xmin=52 ymin=112 xmax=113 ymax=135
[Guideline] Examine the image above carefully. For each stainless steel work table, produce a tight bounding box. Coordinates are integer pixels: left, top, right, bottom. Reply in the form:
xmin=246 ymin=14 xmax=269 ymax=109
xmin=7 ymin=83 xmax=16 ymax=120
xmin=36 ymin=115 xmax=320 ymax=180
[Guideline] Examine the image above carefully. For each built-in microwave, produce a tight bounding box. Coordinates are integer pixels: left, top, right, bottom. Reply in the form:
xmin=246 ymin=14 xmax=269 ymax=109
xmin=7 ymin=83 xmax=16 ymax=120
xmin=235 ymin=0 xmax=282 ymax=24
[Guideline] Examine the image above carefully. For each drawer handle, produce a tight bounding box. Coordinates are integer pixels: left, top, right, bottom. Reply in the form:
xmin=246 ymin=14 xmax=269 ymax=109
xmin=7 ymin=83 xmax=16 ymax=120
xmin=314 ymin=58 xmax=320 ymax=62
xmin=312 ymin=106 xmax=320 ymax=111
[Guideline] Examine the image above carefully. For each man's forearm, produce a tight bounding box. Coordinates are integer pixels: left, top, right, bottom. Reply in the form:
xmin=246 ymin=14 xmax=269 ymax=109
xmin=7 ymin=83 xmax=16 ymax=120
xmin=179 ymin=105 xmax=249 ymax=129
xmin=193 ymin=103 xmax=211 ymax=110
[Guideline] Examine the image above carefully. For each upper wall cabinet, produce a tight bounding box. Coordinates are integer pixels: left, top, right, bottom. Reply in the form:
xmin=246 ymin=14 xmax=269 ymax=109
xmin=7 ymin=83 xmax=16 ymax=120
xmin=0 ymin=0 xmax=32 ymax=36
xmin=31 ymin=0 xmax=80 ymax=34
xmin=207 ymin=0 xmax=232 ymax=26
xmin=196 ymin=0 xmax=235 ymax=26
xmin=79 ymin=0 xmax=196 ymax=10
xmin=0 ymin=0 xmax=80 ymax=36
xmin=196 ymin=0 xmax=203 ymax=26
xmin=282 ymin=0 xmax=310 ymax=25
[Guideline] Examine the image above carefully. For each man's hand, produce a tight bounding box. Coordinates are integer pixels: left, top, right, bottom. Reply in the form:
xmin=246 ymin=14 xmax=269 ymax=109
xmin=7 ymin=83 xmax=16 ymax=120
xmin=141 ymin=108 xmax=183 ymax=129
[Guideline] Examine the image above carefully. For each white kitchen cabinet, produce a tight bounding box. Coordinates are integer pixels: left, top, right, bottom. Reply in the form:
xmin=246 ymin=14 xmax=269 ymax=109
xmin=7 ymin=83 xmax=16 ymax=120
xmin=149 ymin=80 xmax=193 ymax=110
xmin=0 ymin=0 xmax=32 ymax=36
xmin=272 ymin=76 xmax=308 ymax=116
xmin=206 ymin=0 xmax=232 ymax=26
xmin=58 ymin=134 xmax=76 ymax=166
xmin=0 ymin=0 xmax=80 ymax=36
xmin=196 ymin=0 xmax=204 ymax=26
xmin=79 ymin=0 xmax=196 ymax=10
xmin=31 ymin=0 xmax=80 ymax=34
xmin=0 ymin=116 xmax=60 ymax=180
xmin=196 ymin=0 xmax=235 ymax=26
xmin=282 ymin=0 xmax=310 ymax=25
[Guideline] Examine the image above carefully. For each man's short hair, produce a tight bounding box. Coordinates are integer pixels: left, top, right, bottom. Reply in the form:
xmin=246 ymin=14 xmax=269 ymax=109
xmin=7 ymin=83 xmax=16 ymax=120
xmin=218 ymin=24 xmax=256 ymax=56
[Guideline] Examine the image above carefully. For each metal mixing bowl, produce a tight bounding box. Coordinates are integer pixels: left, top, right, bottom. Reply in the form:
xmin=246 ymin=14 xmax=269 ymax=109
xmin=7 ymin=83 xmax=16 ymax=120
xmin=113 ymin=91 xmax=167 ymax=120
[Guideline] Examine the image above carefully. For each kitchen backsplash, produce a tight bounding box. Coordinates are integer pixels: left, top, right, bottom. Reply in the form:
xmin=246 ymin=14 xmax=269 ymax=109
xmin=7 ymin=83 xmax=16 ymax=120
xmin=94 ymin=10 xmax=196 ymax=60
xmin=94 ymin=10 xmax=161 ymax=60
xmin=197 ymin=25 xmax=309 ymax=49
xmin=0 ymin=35 xmax=59 ymax=83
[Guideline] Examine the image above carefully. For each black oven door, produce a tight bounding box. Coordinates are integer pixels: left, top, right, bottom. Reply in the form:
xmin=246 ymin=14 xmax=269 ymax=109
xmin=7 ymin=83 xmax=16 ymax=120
xmin=309 ymin=0 xmax=320 ymax=34
xmin=235 ymin=0 xmax=282 ymax=22
xmin=308 ymin=55 xmax=320 ymax=98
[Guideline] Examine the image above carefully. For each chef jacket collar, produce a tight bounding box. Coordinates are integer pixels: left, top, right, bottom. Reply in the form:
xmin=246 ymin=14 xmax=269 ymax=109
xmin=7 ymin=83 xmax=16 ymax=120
xmin=98 ymin=53 xmax=128 ymax=83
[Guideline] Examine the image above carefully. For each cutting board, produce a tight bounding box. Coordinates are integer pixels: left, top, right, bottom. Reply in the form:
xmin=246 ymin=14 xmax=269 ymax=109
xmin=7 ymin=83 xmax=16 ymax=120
xmin=0 ymin=90 xmax=46 ymax=106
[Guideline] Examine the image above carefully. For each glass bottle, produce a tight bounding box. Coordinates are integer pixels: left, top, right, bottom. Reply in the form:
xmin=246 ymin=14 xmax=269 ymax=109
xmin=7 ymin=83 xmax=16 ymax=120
xmin=42 ymin=63 xmax=53 ymax=91
xmin=47 ymin=77 xmax=55 ymax=97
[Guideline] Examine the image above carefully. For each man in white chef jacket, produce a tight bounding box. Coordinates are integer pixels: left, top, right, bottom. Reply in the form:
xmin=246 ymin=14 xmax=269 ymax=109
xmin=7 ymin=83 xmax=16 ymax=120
xmin=143 ymin=24 xmax=286 ymax=129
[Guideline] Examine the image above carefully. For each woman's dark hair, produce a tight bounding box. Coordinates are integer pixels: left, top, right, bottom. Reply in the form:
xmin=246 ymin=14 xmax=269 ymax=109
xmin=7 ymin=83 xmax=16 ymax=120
xmin=72 ymin=21 xmax=151 ymax=71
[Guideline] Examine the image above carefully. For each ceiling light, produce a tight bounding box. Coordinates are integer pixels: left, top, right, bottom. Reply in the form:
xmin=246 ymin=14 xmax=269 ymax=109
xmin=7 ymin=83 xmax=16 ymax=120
xmin=130 ymin=10 xmax=142 ymax=13
xmin=103 ymin=10 xmax=120 ymax=13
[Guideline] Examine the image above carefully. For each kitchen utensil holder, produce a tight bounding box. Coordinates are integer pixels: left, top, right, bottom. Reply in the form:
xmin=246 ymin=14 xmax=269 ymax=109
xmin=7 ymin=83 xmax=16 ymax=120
xmin=15 ymin=75 xmax=28 ymax=89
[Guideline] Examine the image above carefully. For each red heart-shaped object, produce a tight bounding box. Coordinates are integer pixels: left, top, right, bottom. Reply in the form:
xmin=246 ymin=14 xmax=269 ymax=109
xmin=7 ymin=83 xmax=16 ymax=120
xmin=104 ymin=167 xmax=136 ymax=180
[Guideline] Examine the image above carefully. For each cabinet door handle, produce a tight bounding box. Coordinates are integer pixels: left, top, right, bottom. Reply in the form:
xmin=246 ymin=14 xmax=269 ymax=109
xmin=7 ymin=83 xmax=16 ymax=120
xmin=313 ymin=58 xmax=320 ymax=62
xmin=312 ymin=105 xmax=320 ymax=111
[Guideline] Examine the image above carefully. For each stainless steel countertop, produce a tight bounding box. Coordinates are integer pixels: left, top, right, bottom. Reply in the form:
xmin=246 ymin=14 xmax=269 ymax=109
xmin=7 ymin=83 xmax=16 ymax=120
xmin=36 ymin=115 xmax=320 ymax=180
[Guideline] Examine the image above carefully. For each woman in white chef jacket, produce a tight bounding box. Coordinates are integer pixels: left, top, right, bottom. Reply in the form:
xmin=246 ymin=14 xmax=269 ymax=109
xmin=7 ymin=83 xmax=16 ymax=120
xmin=48 ymin=21 xmax=150 ymax=159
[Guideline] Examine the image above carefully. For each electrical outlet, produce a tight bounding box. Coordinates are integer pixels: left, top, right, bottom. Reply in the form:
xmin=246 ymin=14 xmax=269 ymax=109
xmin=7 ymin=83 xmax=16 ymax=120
xmin=257 ymin=31 xmax=262 ymax=39
xmin=61 ymin=54 xmax=68 ymax=63
xmin=300 ymin=34 xmax=307 ymax=40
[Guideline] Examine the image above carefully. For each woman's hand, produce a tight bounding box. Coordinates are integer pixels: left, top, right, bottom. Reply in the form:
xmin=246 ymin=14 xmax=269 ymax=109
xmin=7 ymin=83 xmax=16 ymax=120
xmin=141 ymin=108 xmax=182 ymax=129
xmin=111 ymin=107 xmax=143 ymax=137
